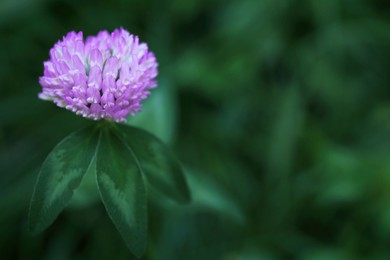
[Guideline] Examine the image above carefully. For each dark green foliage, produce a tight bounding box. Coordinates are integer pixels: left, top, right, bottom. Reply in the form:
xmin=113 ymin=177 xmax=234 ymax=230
xmin=1 ymin=0 xmax=390 ymax=259
xmin=27 ymin=122 xmax=190 ymax=257
xmin=28 ymin=126 xmax=99 ymax=235
xmin=96 ymin=126 xmax=147 ymax=258
xmin=116 ymin=124 xmax=191 ymax=204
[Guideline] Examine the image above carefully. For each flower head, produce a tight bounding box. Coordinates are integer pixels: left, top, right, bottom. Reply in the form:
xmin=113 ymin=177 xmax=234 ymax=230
xmin=39 ymin=28 xmax=158 ymax=122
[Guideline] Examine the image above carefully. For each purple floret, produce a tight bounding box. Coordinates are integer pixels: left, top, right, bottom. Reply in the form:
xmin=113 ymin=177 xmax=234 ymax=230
xmin=39 ymin=28 xmax=158 ymax=122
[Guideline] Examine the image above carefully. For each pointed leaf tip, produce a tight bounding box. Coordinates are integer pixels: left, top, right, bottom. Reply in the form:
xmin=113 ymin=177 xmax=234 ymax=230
xmin=28 ymin=126 xmax=99 ymax=235
xmin=96 ymin=127 xmax=147 ymax=257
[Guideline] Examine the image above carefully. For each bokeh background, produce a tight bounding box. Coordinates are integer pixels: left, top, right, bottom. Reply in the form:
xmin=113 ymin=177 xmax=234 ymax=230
xmin=1 ymin=0 xmax=390 ymax=259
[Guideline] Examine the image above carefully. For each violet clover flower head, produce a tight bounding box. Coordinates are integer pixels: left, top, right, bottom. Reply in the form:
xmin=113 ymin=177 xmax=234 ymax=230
xmin=39 ymin=28 xmax=158 ymax=122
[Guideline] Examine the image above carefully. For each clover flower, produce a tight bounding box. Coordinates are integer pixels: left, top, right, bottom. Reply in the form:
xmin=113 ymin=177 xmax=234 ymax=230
xmin=39 ymin=28 xmax=158 ymax=122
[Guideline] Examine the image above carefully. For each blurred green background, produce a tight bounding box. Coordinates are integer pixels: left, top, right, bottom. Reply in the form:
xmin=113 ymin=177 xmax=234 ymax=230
xmin=1 ymin=0 xmax=390 ymax=259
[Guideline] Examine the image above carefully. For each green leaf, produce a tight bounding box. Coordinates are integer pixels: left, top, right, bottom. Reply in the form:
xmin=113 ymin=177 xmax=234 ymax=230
xmin=96 ymin=127 xmax=147 ymax=258
xmin=28 ymin=126 xmax=99 ymax=234
xmin=116 ymin=124 xmax=191 ymax=204
xmin=68 ymin=155 xmax=100 ymax=209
